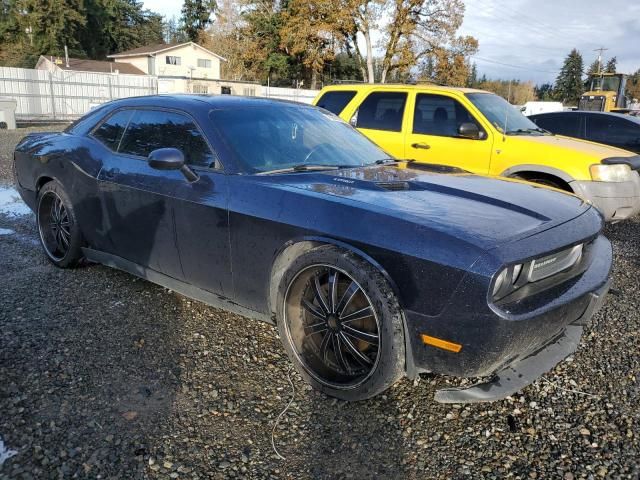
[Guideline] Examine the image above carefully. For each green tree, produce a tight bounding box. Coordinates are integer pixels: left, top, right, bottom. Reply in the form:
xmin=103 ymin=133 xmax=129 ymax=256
xmin=82 ymin=0 xmax=164 ymax=58
xmin=534 ymin=83 xmax=554 ymax=100
xmin=605 ymin=56 xmax=617 ymax=73
xmin=181 ymin=0 xmax=216 ymax=42
xmin=466 ymin=62 xmax=478 ymax=87
xmin=586 ymin=58 xmax=600 ymax=76
xmin=554 ymin=49 xmax=584 ymax=105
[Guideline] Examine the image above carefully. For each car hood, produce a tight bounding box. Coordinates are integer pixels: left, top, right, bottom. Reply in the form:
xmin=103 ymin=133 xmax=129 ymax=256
xmin=276 ymin=165 xmax=593 ymax=251
xmin=509 ymin=134 xmax=636 ymax=160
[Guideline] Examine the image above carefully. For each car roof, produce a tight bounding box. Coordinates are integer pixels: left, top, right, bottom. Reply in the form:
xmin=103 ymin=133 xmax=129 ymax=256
xmin=318 ymin=83 xmax=487 ymax=95
xmin=531 ymin=110 xmax=640 ymax=124
xmin=103 ymin=94 xmax=315 ymax=111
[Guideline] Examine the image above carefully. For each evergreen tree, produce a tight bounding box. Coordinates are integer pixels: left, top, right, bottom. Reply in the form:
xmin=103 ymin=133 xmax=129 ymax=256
xmin=605 ymin=56 xmax=617 ymax=73
xmin=554 ymin=49 xmax=584 ymax=105
xmin=180 ymin=0 xmax=216 ymax=42
xmin=466 ymin=62 xmax=478 ymax=87
xmin=587 ymin=59 xmax=601 ymax=76
xmin=535 ymin=83 xmax=554 ymax=101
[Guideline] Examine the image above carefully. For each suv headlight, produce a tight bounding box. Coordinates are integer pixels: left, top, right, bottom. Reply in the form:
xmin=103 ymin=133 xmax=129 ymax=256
xmin=492 ymin=244 xmax=583 ymax=301
xmin=590 ymin=163 xmax=632 ymax=182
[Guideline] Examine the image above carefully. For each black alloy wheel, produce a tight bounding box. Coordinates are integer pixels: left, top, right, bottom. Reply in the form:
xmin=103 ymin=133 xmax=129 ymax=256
xmin=38 ymin=191 xmax=71 ymax=261
xmin=36 ymin=181 xmax=84 ymax=268
xmin=283 ymin=264 xmax=382 ymax=389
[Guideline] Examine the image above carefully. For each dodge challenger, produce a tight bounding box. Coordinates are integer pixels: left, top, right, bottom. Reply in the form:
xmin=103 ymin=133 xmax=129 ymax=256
xmin=13 ymin=95 xmax=612 ymax=402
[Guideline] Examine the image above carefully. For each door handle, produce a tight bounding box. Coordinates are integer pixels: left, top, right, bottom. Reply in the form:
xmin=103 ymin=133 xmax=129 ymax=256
xmin=411 ymin=142 xmax=431 ymax=150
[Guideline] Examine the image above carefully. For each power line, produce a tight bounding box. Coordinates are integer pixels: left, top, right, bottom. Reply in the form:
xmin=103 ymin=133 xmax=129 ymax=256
xmin=471 ymin=56 xmax=561 ymax=75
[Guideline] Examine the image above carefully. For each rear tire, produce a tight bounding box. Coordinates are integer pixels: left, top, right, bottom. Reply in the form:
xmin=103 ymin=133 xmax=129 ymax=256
xmin=36 ymin=180 xmax=84 ymax=268
xmin=276 ymin=245 xmax=405 ymax=401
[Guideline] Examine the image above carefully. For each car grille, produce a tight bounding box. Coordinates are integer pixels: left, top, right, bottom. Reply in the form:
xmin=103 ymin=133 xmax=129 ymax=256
xmin=579 ymin=96 xmax=606 ymax=112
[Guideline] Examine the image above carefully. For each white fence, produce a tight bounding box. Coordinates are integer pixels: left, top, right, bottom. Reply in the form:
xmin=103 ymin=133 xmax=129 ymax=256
xmin=0 ymin=67 xmax=158 ymax=121
xmin=263 ymin=86 xmax=320 ymax=104
xmin=0 ymin=67 xmax=320 ymax=121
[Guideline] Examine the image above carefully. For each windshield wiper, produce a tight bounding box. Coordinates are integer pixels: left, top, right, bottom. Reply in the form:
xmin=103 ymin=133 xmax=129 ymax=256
xmin=257 ymin=164 xmax=341 ymax=175
xmin=373 ymin=158 xmax=415 ymax=165
xmin=506 ymin=127 xmax=551 ymax=136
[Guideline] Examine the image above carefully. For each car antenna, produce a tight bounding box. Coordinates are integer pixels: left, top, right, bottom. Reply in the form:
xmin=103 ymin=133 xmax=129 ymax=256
xmin=503 ymin=80 xmax=512 ymax=141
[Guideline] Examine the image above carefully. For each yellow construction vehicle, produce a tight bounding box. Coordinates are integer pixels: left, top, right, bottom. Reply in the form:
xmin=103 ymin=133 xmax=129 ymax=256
xmin=579 ymin=73 xmax=630 ymax=112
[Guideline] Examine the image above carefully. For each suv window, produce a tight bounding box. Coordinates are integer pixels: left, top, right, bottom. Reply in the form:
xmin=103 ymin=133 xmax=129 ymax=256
xmin=355 ymin=92 xmax=407 ymax=132
xmin=316 ymin=91 xmax=357 ymax=115
xmin=413 ymin=94 xmax=483 ymax=137
xmin=531 ymin=113 xmax=582 ymax=137
xmin=118 ymin=109 xmax=216 ymax=167
xmin=92 ymin=110 xmax=133 ymax=150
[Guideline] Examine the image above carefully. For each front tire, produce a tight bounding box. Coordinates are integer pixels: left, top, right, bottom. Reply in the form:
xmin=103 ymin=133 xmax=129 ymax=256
xmin=36 ymin=180 xmax=84 ymax=268
xmin=276 ymin=245 xmax=405 ymax=401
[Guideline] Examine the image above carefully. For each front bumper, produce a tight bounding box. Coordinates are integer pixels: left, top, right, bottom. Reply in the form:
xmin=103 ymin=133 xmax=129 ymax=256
xmin=403 ymin=233 xmax=612 ymax=401
xmin=570 ymin=174 xmax=640 ymax=222
xmin=434 ymin=280 xmax=609 ymax=403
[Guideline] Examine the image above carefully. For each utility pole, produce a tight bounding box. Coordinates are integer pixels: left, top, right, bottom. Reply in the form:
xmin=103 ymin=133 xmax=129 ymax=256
xmin=594 ymin=47 xmax=609 ymax=76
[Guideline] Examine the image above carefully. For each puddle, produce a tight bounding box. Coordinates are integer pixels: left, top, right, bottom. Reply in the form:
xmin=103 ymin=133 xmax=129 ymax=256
xmin=0 ymin=186 xmax=32 ymax=217
xmin=0 ymin=228 xmax=15 ymax=235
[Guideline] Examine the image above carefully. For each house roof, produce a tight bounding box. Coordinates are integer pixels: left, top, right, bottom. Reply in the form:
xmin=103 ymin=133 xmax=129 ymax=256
xmin=107 ymin=42 xmax=226 ymax=62
xmin=39 ymin=56 xmax=146 ymax=75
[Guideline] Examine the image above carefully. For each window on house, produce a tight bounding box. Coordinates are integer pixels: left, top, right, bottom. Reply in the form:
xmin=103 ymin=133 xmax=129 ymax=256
xmin=166 ymin=56 xmax=181 ymax=65
xmin=197 ymin=59 xmax=212 ymax=68
xmin=192 ymin=84 xmax=209 ymax=94
xmin=242 ymin=87 xmax=255 ymax=96
xmin=221 ymin=86 xmax=232 ymax=95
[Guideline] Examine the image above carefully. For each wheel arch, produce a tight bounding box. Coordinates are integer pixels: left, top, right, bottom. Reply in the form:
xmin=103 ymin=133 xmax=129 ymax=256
xmin=269 ymin=236 xmax=417 ymax=379
xmin=501 ymin=165 xmax=575 ymax=192
xmin=268 ymin=236 xmax=403 ymax=320
xmin=35 ymin=175 xmax=55 ymax=192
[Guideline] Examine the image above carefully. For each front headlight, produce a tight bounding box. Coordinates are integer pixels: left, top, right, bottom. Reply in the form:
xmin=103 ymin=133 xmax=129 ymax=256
xmin=491 ymin=244 xmax=584 ymax=301
xmin=590 ymin=163 xmax=632 ymax=182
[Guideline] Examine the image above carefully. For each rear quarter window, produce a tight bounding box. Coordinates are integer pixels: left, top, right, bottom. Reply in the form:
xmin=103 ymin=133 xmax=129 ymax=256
xmin=91 ymin=110 xmax=134 ymax=151
xmin=315 ymin=91 xmax=357 ymax=115
xmin=355 ymin=91 xmax=408 ymax=132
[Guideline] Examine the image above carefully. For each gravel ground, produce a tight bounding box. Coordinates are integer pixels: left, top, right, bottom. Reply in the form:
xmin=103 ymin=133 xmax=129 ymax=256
xmin=0 ymin=128 xmax=638 ymax=479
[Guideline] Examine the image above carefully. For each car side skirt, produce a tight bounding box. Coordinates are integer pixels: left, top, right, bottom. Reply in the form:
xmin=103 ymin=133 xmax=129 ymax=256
xmin=82 ymin=248 xmax=271 ymax=323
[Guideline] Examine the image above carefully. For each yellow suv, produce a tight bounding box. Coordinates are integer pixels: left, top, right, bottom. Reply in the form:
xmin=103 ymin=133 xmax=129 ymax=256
xmin=313 ymin=84 xmax=640 ymax=221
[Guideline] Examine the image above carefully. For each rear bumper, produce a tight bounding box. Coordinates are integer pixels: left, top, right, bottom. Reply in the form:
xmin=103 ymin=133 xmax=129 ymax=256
xmin=570 ymin=174 xmax=640 ymax=222
xmin=403 ymin=234 xmax=612 ymax=399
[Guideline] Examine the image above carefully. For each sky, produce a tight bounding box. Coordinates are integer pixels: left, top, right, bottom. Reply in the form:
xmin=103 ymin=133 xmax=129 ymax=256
xmin=142 ymin=0 xmax=640 ymax=86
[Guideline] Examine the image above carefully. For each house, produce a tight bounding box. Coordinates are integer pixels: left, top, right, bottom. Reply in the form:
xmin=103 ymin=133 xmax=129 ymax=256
xmin=107 ymin=42 xmax=224 ymax=79
xmin=36 ymin=56 xmax=146 ymax=75
xmin=108 ymin=42 xmax=260 ymax=96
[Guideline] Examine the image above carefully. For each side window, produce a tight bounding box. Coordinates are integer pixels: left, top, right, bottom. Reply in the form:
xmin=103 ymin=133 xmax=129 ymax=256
xmin=533 ymin=114 xmax=581 ymax=137
xmin=355 ymin=92 xmax=407 ymax=132
xmin=587 ymin=115 xmax=640 ymax=145
xmin=118 ymin=110 xmax=216 ymax=168
xmin=91 ymin=110 xmax=133 ymax=151
xmin=413 ymin=94 xmax=483 ymax=138
xmin=316 ymin=91 xmax=357 ymax=115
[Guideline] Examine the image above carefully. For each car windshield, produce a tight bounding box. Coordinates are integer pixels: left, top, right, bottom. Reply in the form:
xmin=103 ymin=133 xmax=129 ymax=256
xmin=466 ymin=92 xmax=548 ymax=135
xmin=209 ymin=104 xmax=391 ymax=174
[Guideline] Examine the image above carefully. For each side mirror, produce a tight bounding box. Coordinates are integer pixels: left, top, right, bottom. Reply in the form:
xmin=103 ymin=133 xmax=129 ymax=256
xmin=148 ymin=148 xmax=184 ymax=170
xmin=457 ymin=122 xmax=481 ymax=140
xmin=148 ymin=148 xmax=198 ymax=182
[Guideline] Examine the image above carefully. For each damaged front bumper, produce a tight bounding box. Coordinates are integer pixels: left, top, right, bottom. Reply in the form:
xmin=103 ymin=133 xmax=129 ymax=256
xmin=434 ymin=279 xmax=610 ymax=403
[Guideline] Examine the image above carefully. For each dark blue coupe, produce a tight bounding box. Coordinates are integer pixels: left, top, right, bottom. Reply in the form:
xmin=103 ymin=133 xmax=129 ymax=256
xmin=14 ymin=95 xmax=612 ymax=402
